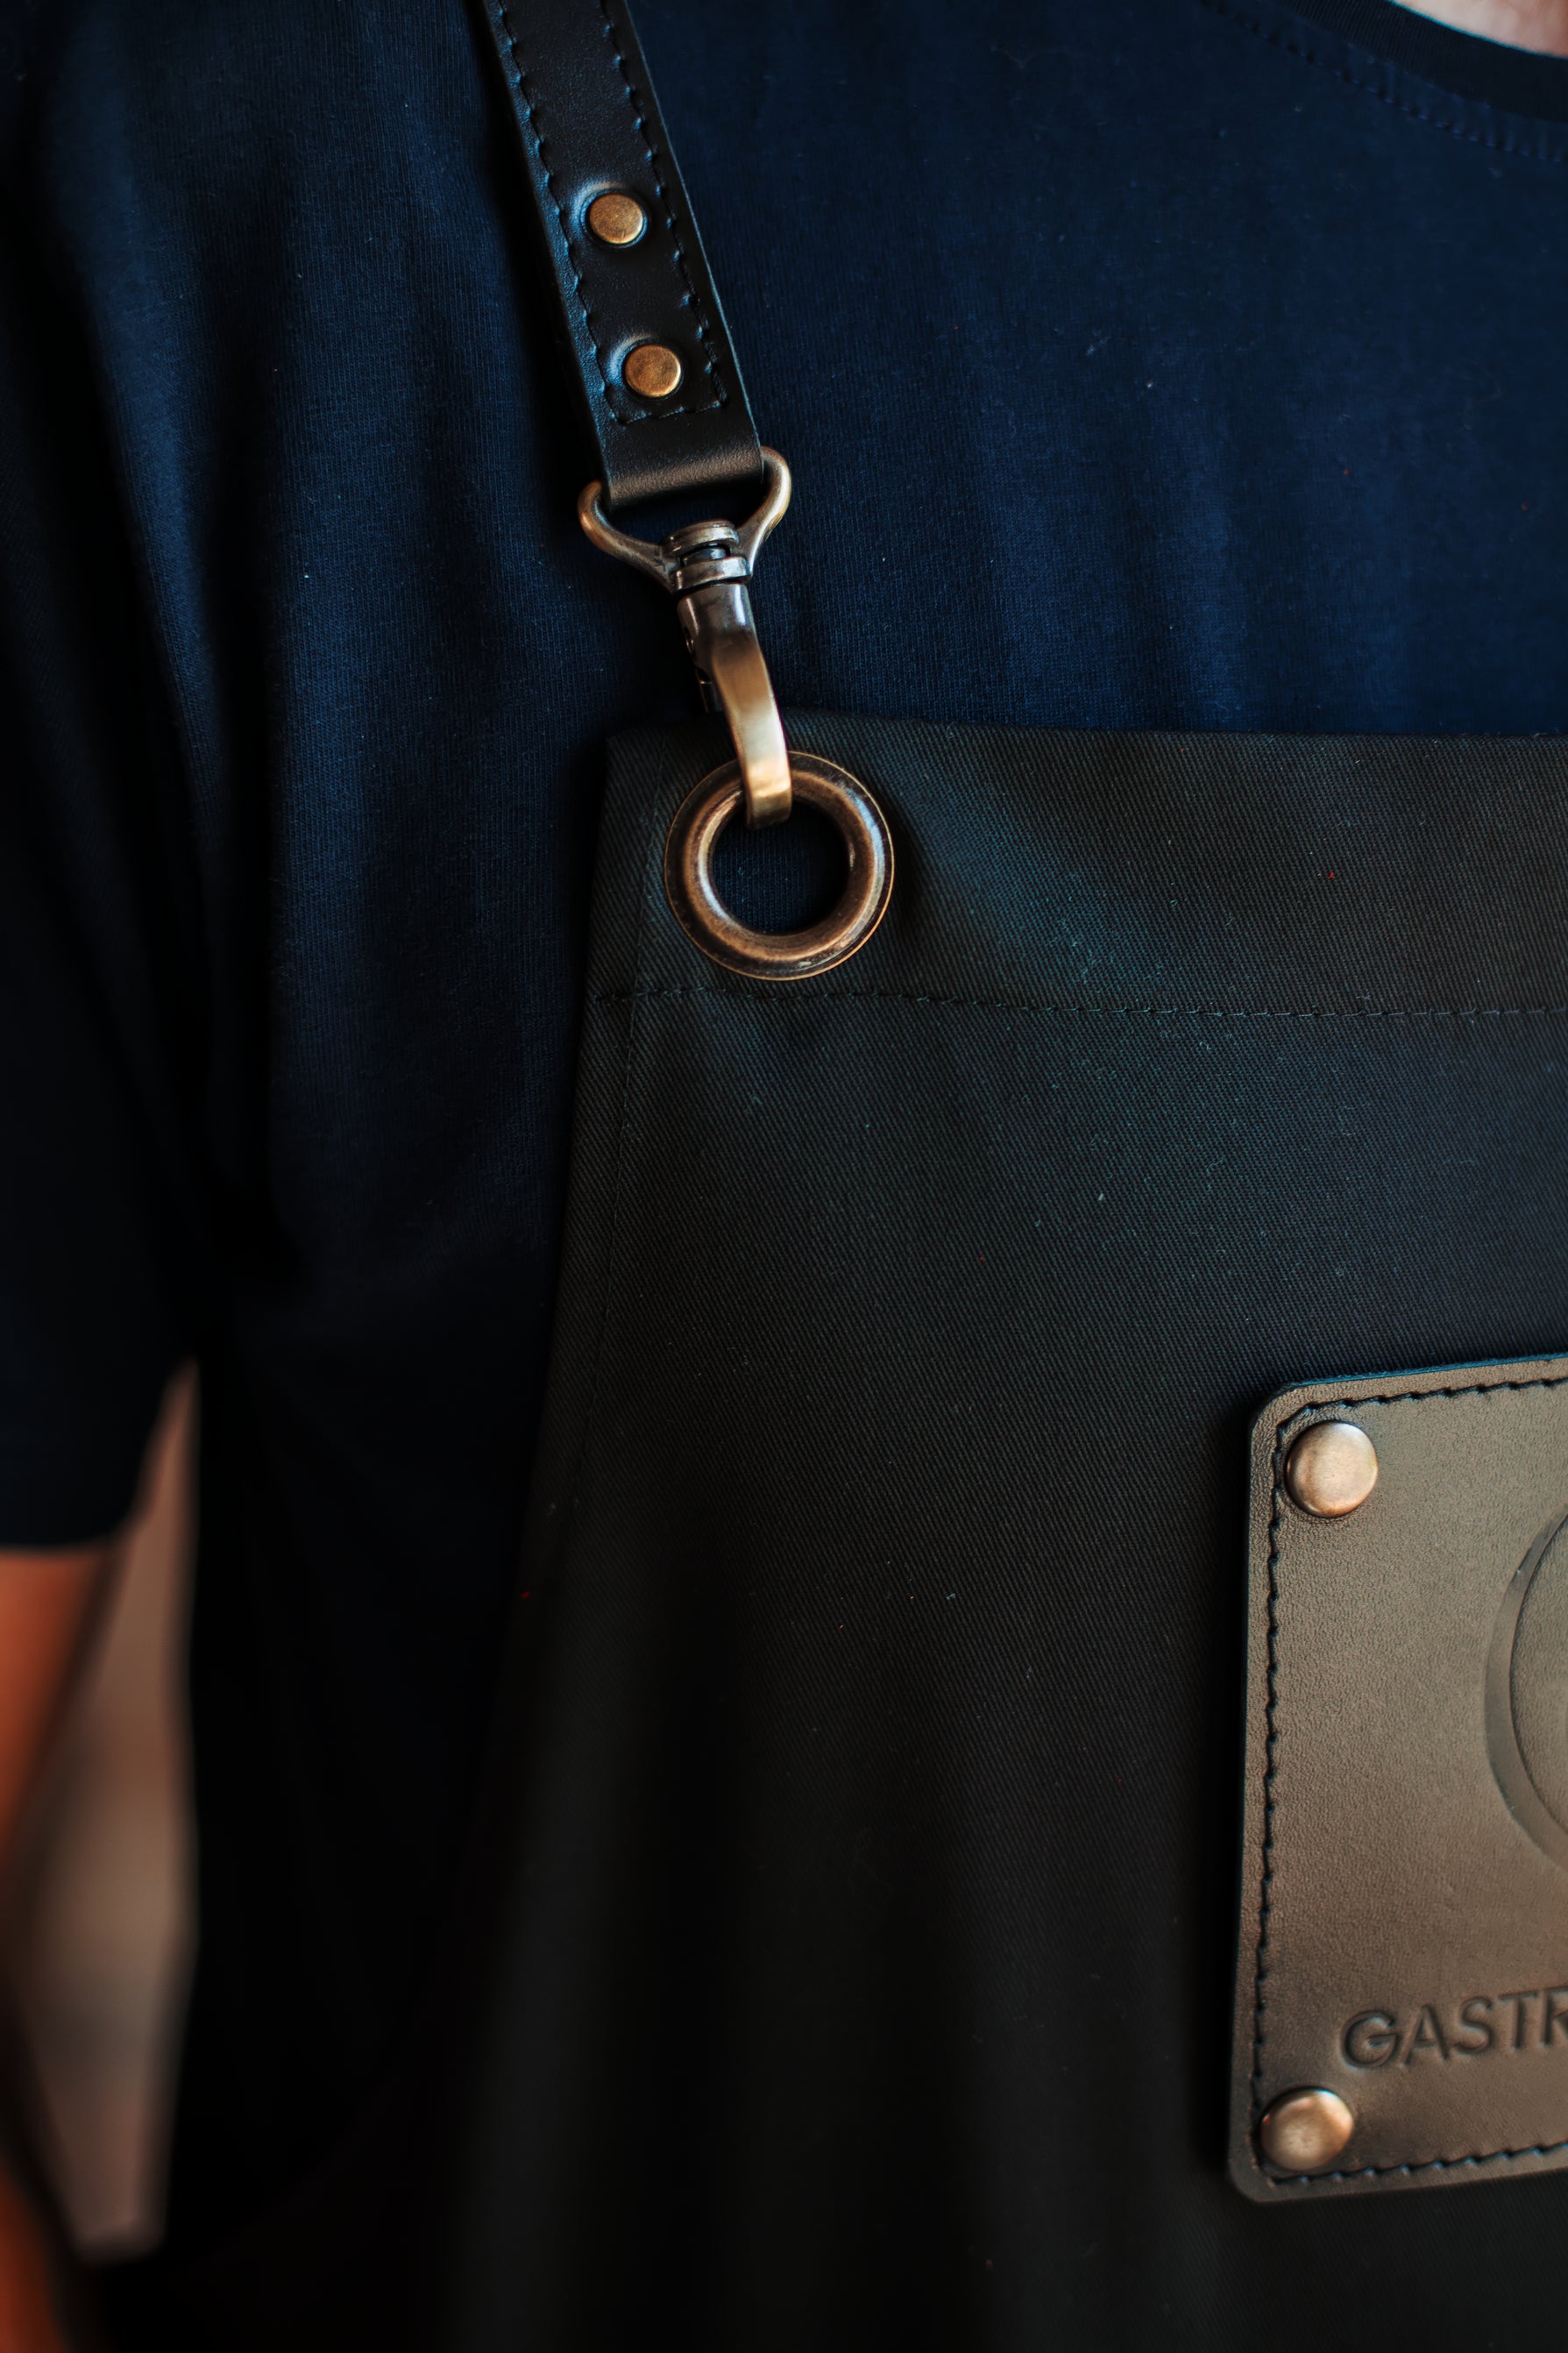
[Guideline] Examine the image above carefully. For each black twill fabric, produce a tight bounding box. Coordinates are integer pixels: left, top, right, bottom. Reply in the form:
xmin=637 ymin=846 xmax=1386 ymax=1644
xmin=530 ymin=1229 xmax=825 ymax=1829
xmin=446 ymin=712 xmax=1568 ymax=2350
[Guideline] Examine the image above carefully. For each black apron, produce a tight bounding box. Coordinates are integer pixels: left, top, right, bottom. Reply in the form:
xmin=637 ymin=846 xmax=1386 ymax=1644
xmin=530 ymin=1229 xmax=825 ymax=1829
xmin=423 ymin=8 xmax=1568 ymax=2346
xmin=437 ymin=707 xmax=1568 ymax=2349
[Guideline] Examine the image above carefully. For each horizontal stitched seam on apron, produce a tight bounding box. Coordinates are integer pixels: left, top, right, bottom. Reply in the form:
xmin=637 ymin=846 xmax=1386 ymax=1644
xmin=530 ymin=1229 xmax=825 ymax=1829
xmin=592 ymin=988 xmax=1568 ymax=1020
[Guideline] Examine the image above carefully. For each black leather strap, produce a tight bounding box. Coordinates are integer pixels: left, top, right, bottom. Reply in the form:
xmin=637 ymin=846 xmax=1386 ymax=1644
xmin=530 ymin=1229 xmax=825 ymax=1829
xmin=476 ymin=0 xmax=763 ymax=514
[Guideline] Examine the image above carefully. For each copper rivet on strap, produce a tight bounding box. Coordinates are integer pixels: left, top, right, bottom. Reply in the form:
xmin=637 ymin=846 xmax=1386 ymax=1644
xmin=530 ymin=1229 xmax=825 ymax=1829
xmin=1285 ymin=1421 xmax=1379 ymax=1518
xmin=1258 ymin=2088 xmax=1354 ymax=2174
xmin=623 ymin=342 xmax=683 ymax=399
xmin=586 ymin=190 xmax=647 ymax=246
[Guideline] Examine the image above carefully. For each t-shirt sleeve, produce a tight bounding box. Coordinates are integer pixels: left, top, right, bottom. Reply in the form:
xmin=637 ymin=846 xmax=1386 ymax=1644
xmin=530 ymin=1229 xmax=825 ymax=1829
xmin=0 ymin=160 xmax=198 ymax=1545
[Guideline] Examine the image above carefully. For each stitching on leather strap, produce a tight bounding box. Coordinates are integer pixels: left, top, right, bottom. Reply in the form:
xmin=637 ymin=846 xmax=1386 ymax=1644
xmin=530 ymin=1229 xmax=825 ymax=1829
xmin=1252 ymin=1368 xmax=1568 ymax=2179
xmin=489 ymin=4 xmax=722 ymax=426
xmin=596 ymin=0 xmax=727 ymax=415
xmin=491 ymin=9 xmax=607 ymax=389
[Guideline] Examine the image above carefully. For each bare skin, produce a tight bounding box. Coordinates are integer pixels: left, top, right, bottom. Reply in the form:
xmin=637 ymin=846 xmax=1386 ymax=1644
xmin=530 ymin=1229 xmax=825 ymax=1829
xmin=0 ymin=1545 xmax=116 ymax=2352
xmin=0 ymin=2164 xmax=70 ymax=2353
xmin=1397 ymin=0 xmax=1568 ymax=53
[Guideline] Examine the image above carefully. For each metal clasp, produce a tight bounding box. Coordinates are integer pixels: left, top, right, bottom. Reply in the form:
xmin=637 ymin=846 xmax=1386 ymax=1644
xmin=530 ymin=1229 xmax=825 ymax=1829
xmin=577 ymin=449 xmax=794 ymax=827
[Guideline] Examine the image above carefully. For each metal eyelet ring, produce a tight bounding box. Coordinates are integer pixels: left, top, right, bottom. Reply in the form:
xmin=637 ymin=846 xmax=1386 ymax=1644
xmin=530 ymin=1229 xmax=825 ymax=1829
xmin=663 ymin=753 xmax=894 ymax=983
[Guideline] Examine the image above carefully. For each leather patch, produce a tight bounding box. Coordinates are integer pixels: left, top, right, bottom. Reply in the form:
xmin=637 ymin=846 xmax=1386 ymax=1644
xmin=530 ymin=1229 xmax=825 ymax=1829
xmin=1231 ymin=1355 xmax=1568 ymax=2200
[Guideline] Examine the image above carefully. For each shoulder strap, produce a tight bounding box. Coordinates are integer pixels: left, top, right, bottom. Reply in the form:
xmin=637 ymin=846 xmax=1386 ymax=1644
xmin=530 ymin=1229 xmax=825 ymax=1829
xmin=475 ymin=0 xmax=763 ymax=515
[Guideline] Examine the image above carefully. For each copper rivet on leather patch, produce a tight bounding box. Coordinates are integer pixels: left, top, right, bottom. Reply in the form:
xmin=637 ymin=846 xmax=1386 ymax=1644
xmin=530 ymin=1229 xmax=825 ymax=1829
xmin=1258 ymin=2087 xmax=1354 ymax=2174
xmin=1285 ymin=1420 xmax=1379 ymax=1518
xmin=586 ymin=190 xmax=647 ymax=246
xmin=623 ymin=342 xmax=683 ymax=399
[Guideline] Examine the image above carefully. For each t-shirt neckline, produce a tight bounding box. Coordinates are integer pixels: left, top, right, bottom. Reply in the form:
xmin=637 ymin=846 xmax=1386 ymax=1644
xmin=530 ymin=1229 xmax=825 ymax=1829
xmin=1281 ymin=0 xmax=1568 ymax=118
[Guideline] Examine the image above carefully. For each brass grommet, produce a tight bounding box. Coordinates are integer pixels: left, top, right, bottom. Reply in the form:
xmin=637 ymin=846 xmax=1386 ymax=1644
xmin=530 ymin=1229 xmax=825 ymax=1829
xmin=623 ymin=342 xmax=682 ymax=400
xmin=663 ymin=754 xmax=894 ymax=983
xmin=586 ymin=190 xmax=647 ymax=246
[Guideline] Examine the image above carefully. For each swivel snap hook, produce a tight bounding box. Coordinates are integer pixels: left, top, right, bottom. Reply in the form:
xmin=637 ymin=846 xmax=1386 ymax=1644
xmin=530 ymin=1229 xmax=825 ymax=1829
xmin=577 ymin=449 xmax=793 ymax=827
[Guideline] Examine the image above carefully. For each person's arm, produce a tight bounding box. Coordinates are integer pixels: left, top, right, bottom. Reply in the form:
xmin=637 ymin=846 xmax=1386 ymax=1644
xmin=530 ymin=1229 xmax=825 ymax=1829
xmin=1 ymin=24 xmax=204 ymax=2342
xmin=0 ymin=1544 xmax=117 ymax=2353
xmin=0 ymin=1546 xmax=113 ymax=1862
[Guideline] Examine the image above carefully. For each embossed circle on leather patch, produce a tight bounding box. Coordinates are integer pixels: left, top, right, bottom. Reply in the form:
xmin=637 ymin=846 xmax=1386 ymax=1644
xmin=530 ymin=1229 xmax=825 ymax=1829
xmin=1486 ymin=1511 xmax=1568 ymax=1872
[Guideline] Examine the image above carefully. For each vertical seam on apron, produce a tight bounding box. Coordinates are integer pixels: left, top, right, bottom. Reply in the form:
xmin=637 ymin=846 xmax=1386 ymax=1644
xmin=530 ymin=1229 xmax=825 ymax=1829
xmin=560 ymin=755 xmax=660 ymax=1518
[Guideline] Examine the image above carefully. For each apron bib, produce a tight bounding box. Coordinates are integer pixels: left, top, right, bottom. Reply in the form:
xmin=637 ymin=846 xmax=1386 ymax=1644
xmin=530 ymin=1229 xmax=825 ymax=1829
xmin=443 ymin=7 xmax=1568 ymax=2343
xmin=444 ymin=710 xmax=1568 ymax=2346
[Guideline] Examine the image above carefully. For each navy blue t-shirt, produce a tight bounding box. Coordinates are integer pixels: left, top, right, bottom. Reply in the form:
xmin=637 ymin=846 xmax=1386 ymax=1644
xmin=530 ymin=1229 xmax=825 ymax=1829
xmin=5 ymin=0 xmax=1568 ymax=2263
